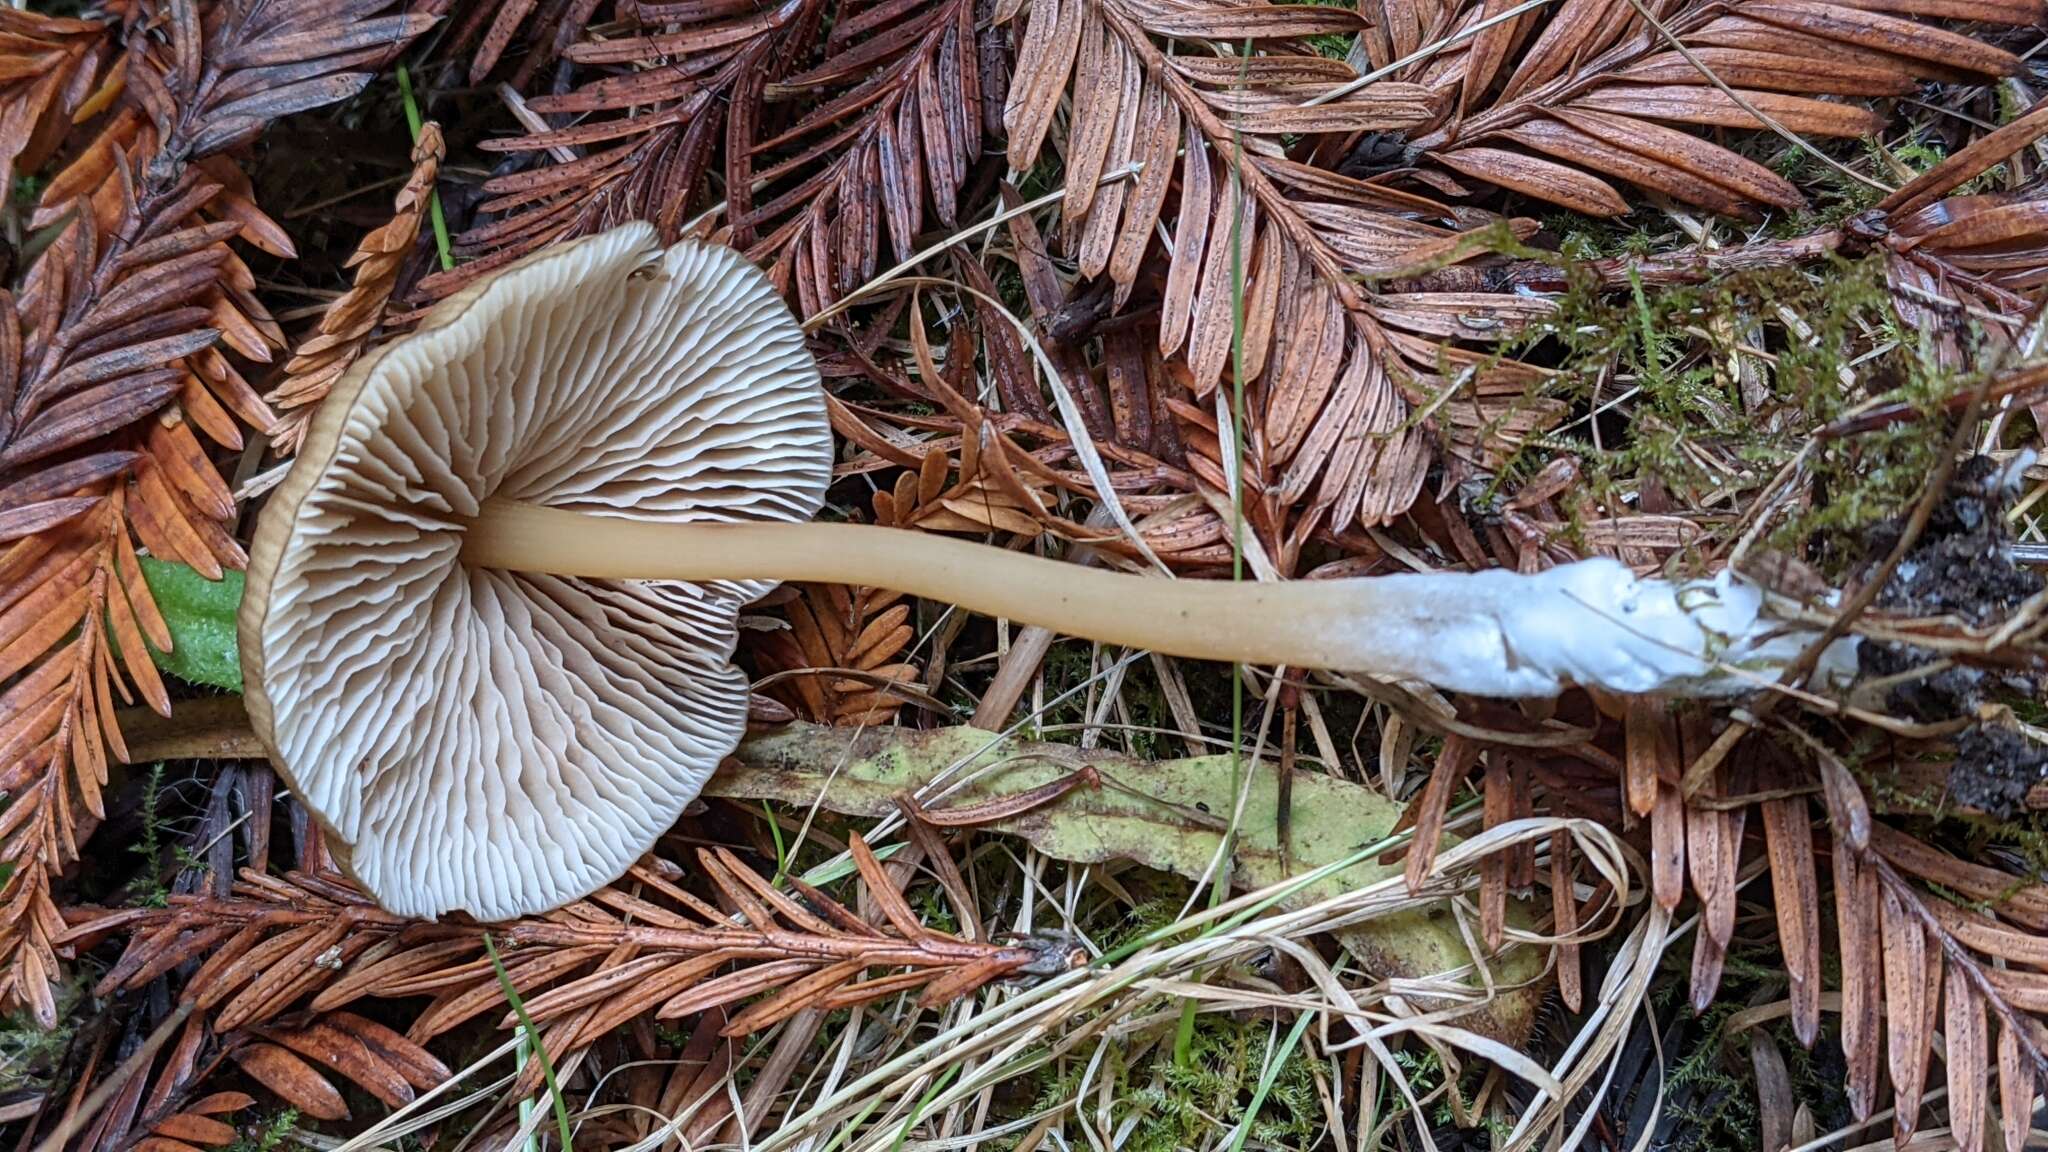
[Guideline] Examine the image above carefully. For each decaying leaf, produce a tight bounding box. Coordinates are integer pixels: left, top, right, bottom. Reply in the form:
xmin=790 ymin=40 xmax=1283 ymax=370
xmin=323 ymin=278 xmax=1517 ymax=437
xmin=1761 ymin=793 xmax=1821 ymax=1048
xmin=716 ymin=721 xmax=1547 ymax=1043
xmin=229 ymin=1043 xmax=349 ymax=1122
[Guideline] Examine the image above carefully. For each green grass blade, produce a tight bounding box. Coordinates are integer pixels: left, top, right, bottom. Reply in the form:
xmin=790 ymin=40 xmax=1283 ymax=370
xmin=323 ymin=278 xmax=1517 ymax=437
xmin=484 ymin=934 xmax=575 ymax=1151
xmin=1227 ymin=1011 xmax=1316 ymax=1152
xmin=889 ymin=1062 xmax=962 ymax=1151
xmin=395 ymin=64 xmax=454 ymax=273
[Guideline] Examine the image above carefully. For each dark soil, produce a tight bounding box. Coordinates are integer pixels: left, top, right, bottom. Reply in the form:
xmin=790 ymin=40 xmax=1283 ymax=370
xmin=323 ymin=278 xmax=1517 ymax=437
xmin=1853 ymin=456 xmax=2046 ymax=816
xmin=1855 ymin=641 xmax=2034 ymax=722
xmin=1865 ymin=454 xmax=2042 ymax=627
xmin=1855 ymin=455 xmax=2042 ymax=720
xmin=1948 ymin=726 xmax=2048 ymax=818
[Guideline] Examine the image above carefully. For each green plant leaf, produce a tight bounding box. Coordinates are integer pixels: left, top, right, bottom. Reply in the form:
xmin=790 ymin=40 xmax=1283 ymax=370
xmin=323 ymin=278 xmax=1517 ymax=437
xmin=138 ymin=557 xmax=243 ymax=692
xmin=715 ymin=723 xmax=1546 ymax=1045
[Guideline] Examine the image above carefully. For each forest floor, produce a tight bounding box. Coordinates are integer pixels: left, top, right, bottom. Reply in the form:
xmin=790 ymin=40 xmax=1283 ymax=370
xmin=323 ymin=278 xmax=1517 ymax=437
xmin=4 ymin=0 xmax=2048 ymax=1150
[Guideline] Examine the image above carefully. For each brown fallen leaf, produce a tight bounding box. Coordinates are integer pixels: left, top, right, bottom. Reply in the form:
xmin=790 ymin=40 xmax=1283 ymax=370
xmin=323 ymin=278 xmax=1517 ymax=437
xmin=229 ymin=1043 xmax=348 ymax=1122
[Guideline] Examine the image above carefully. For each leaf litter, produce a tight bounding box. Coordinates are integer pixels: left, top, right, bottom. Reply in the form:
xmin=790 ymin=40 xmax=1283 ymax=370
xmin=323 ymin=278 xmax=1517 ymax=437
xmin=3 ymin=0 xmax=2048 ymax=1149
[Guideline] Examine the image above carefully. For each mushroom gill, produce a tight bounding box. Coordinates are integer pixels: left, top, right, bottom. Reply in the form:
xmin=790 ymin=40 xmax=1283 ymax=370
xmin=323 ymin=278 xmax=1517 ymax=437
xmin=240 ymin=224 xmax=831 ymax=920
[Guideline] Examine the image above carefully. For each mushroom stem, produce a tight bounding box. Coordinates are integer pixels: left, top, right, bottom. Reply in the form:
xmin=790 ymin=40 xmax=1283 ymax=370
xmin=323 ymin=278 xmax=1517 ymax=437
xmin=472 ymin=499 xmax=1385 ymax=668
xmin=468 ymin=498 xmax=1843 ymax=698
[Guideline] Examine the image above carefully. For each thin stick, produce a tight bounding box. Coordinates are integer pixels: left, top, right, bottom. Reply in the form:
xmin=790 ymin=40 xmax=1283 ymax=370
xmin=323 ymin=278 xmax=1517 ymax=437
xmin=1615 ymin=0 xmax=1892 ymax=195
xmin=32 ymin=1002 xmax=195 ymax=1152
xmin=1680 ymin=377 xmax=1990 ymax=793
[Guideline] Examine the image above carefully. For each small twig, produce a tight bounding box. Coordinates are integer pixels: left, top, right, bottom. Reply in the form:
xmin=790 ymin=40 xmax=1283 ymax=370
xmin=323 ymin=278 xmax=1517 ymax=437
xmin=115 ymin=696 xmax=268 ymax=760
xmin=1792 ymin=378 xmax=1992 ymax=678
xmin=800 ymin=164 xmax=1143 ymax=333
xmin=1817 ymin=360 xmax=2048 ymax=440
xmin=1300 ymin=0 xmax=1560 ymax=107
xmin=31 ymin=1002 xmax=195 ymax=1152
xmin=1687 ymin=783 xmax=1821 ymax=810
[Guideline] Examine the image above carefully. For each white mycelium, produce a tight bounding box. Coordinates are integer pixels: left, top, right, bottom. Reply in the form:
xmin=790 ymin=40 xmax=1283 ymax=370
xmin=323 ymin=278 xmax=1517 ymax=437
xmin=1320 ymin=557 xmax=1853 ymax=698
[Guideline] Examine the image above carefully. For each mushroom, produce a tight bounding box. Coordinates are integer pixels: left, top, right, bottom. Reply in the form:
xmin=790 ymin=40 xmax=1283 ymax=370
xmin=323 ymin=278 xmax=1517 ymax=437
xmin=242 ymin=222 xmax=1849 ymax=920
xmin=242 ymin=226 xmax=832 ymax=920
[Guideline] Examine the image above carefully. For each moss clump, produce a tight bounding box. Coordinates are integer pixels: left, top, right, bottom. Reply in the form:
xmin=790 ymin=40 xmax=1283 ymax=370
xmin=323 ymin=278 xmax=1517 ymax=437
xmin=0 ymin=980 xmax=85 ymax=1097
xmin=225 ymin=1109 xmax=301 ymax=1152
xmin=1551 ymin=218 xmax=1661 ymax=262
xmin=1121 ymin=1015 xmax=1322 ymax=1152
xmin=1496 ymin=248 xmax=1956 ymax=569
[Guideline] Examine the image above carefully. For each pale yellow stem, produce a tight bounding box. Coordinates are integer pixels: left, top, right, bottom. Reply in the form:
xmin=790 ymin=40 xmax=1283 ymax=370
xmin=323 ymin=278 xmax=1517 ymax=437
xmin=466 ymin=498 xmax=1389 ymax=669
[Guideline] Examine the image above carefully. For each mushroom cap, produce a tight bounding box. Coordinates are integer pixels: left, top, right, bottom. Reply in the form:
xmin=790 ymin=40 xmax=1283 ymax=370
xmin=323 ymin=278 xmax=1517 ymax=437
xmin=240 ymin=223 xmax=832 ymax=921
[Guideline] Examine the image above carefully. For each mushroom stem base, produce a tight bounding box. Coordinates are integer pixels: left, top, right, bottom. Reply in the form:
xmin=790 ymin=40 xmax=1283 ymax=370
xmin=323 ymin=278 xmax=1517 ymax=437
xmin=465 ymin=497 xmax=1846 ymax=698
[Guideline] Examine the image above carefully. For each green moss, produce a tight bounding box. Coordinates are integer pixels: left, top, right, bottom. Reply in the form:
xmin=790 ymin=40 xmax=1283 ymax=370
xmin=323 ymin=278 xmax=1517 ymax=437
xmin=1122 ymin=1015 xmax=1322 ymax=1152
xmin=1998 ymin=818 xmax=2048 ymax=884
xmin=1774 ymin=341 xmax=1964 ymax=569
xmin=130 ymin=763 xmax=173 ymax=908
xmin=1866 ymin=135 xmax=2006 ymax=205
xmin=1012 ymin=156 xmax=1066 ymax=202
xmin=990 ymin=266 xmax=1031 ymax=334
xmin=1663 ymin=1006 xmax=1761 ymax=1152
xmin=1026 ymin=642 xmax=1179 ymax=759
xmin=0 ymin=983 xmax=83 ymax=1095
xmin=1103 ymin=892 xmax=1197 ymax=951
xmin=911 ymin=884 xmax=962 ymax=935
xmin=1548 ymin=218 xmax=1655 ymax=262
xmin=1496 ymin=249 xmax=1956 ymax=571
xmin=1307 ymin=32 xmax=1354 ymax=58
xmin=10 ymin=174 xmax=44 ymax=213
xmin=225 ymin=1109 xmax=301 ymax=1152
